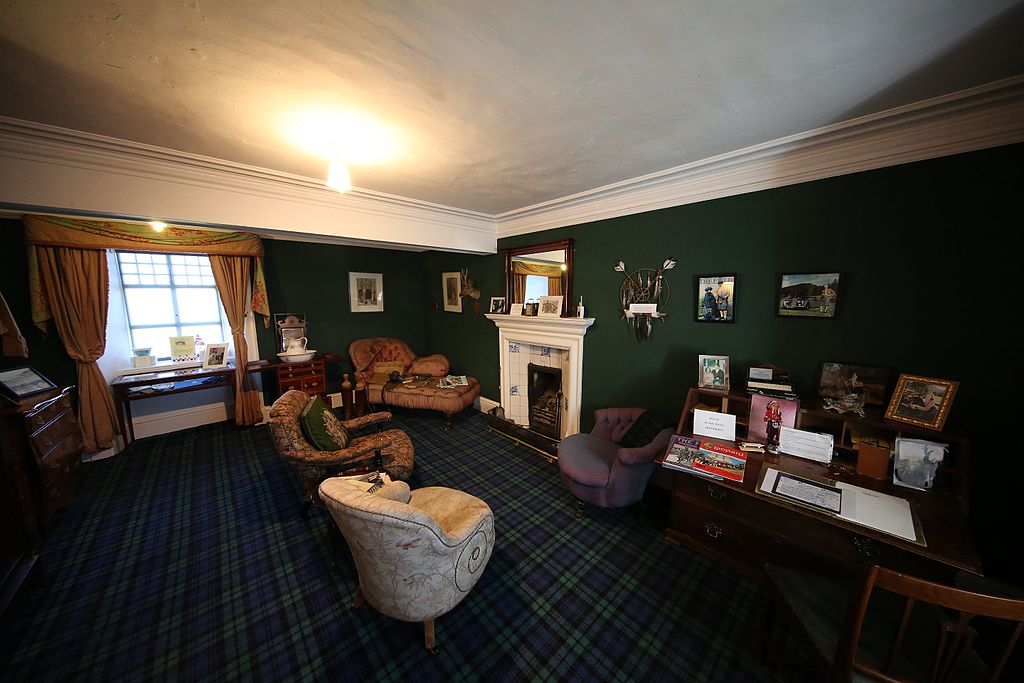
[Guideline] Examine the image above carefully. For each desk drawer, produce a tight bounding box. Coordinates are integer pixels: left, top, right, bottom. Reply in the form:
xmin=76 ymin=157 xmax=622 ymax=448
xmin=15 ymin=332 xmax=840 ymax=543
xmin=40 ymin=431 xmax=82 ymax=487
xmin=670 ymin=495 xmax=779 ymax=581
xmin=674 ymin=475 xmax=768 ymax=520
xmin=31 ymin=410 xmax=80 ymax=459
xmin=302 ymin=376 xmax=325 ymax=395
xmin=26 ymin=393 xmax=73 ymax=435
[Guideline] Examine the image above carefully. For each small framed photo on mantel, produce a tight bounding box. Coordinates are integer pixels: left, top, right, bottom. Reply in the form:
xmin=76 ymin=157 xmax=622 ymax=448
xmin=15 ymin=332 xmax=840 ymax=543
xmin=489 ymin=296 xmax=506 ymax=314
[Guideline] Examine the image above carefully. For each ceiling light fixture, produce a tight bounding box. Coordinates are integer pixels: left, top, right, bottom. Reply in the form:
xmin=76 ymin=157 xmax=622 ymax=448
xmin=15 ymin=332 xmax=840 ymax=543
xmin=149 ymin=221 xmax=167 ymax=232
xmin=326 ymin=160 xmax=352 ymax=193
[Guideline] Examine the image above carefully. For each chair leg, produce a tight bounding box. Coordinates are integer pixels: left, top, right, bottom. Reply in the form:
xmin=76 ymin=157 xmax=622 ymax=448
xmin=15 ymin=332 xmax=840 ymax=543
xmin=424 ymin=618 xmax=439 ymax=655
xmin=575 ymin=499 xmax=586 ymax=519
xmin=443 ymin=412 xmax=454 ymax=431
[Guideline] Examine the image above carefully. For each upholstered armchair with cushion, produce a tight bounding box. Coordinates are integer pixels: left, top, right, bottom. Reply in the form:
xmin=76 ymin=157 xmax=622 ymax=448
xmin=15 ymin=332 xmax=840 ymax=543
xmin=319 ymin=477 xmax=494 ymax=652
xmin=557 ymin=407 xmax=675 ymax=514
xmin=268 ymin=390 xmax=414 ymax=510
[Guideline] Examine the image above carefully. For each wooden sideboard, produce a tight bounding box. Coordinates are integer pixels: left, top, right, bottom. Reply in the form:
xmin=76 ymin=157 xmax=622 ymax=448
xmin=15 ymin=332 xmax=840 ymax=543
xmin=1 ymin=386 xmax=84 ymax=613
xmin=665 ymin=387 xmax=978 ymax=583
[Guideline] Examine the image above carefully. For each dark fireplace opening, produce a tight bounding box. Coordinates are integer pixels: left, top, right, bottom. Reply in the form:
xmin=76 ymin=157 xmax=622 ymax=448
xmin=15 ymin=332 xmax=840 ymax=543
xmin=528 ymin=363 xmax=563 ymax=439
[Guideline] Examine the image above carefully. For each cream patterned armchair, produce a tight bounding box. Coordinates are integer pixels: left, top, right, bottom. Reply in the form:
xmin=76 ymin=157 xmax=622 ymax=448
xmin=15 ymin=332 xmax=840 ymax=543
xmin=318 ymin=477 xmax=494 ymax=652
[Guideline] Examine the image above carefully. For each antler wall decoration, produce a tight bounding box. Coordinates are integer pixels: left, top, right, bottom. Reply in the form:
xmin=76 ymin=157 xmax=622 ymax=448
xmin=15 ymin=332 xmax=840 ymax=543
xmin=460 ymin=269 xmax=481 ymax=300
xmin=614 ymin=257 xmax=676 ymax=341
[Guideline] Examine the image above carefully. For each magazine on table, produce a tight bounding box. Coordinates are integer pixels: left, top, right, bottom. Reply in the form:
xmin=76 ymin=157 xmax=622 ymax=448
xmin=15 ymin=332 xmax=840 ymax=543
xmin=438 ymin=374 xmax=469 ymax=388
xmin=662 ymin=435 xmax=722 ymax=480
xmin=691 ymin=441 xmax=748 ymax=482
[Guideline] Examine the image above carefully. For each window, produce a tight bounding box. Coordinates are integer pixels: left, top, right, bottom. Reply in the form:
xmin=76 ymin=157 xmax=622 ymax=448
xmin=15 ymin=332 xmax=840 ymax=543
xmin=115 ymin=251 xmax=230 ymax=360
xmin=524 ymin=275 xmax=549 ymax=301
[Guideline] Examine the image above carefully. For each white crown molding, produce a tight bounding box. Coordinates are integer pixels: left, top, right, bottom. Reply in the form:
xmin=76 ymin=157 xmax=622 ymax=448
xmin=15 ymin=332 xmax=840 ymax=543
xmin=0 ymin=117 xmax=497 ymax=254
xmin=495 ymin=76 xmax=1024 ymax=238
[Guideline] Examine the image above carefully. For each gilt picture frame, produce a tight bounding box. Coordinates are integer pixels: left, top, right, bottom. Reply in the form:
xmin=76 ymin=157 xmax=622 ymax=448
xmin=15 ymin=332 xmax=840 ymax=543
xmin=885 ymin=374 xmax=958 ymax=431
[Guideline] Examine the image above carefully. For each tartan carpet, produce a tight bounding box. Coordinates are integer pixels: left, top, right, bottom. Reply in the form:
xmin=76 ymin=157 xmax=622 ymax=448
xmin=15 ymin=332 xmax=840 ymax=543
xmin=0 ymin=409 xmax=794 ymax=682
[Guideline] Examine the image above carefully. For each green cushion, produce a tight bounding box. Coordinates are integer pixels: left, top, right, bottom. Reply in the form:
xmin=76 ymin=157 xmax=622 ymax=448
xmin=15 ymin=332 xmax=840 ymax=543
xmin=618 ymin=410 xmax=675 ymax=449
xmin=300 ymin=396 xmax=350 ymax=451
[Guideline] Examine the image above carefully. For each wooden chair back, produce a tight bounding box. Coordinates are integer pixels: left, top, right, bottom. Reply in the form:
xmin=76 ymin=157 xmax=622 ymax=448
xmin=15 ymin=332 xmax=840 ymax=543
xmin=836 ymin=565 xmax=1024 ymax=682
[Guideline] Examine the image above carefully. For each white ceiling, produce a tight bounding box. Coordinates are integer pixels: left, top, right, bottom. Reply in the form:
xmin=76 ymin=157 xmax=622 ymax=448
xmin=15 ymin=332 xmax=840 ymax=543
xmin=1 ymin=1 xmax=1022 ymax=216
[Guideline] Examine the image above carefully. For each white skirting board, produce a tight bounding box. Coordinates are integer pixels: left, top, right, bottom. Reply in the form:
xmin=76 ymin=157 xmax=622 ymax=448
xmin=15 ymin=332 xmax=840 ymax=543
xmin=479 ymin=396 xmax=500 ymax=413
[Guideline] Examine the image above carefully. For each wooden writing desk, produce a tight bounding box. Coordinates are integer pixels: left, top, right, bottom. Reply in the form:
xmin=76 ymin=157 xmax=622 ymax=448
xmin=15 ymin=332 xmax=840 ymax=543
xmin=665 ymin=387 xmax=980 ymax=582
xmin=111 ymin=365 xmax=235 ymax=444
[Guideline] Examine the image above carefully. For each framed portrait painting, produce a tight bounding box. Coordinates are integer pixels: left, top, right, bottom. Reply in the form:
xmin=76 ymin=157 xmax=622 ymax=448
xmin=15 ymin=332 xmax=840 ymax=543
xmin=885 ymin=374 xmax=958 ymax=431
xmin=776 ymin=272 xmax=840 ymax=318
xmin=349 ymin=272 xmax=384 ymax=313
xmin=442 ymin=272 xmax=462 ymax=312
xmin=695 ymin=274 xmax=735 ymax=322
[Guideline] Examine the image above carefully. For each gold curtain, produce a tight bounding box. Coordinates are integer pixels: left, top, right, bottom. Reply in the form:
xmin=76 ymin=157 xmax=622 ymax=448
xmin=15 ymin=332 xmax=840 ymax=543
xmin=36 ymin=247 xmax=119 ymax=451
xmin=511 ymin=260 xmax=563 ymax=277
xmin=512 ymin=273 xmax=528 ymax=303
xmin=547 ymin=277 xmax=563 ymax=296
xmin=23 ymin=215 xmax=269 ymax=331
xmin=209 ymin=256 xmax=263 ymax=426
xmin=1 ymin=290 xmax=29 ymax=358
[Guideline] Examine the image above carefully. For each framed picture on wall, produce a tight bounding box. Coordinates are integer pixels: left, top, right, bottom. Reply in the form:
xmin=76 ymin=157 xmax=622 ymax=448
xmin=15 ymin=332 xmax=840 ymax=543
xmin=695 ymin=274 xmax=736 ymax=322
xmin=349 ymin=272 xmax=384 ymax=313
xmin=885 ymin=374 xmax=958 ymax=431
xmin=776 ymin=272 xmax=840 ymax=318
xmin=0 ymin=366 xmax=57 ymax=401
xmin=442 ymin=272 xmax=462 ymax=312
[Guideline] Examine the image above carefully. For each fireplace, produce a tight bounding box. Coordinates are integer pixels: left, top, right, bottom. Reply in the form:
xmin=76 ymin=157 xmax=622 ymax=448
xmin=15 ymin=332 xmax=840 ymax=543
xmin=527 ymin=364 xmax=562 ymax=439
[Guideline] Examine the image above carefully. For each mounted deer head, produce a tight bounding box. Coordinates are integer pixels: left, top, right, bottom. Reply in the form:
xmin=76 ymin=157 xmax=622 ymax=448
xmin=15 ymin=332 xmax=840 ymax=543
xmin=460 ymin=269 xmax=481 ymax=300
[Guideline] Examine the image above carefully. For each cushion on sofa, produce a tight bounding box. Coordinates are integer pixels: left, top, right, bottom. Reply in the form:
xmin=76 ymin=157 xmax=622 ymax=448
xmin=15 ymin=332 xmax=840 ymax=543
xmin=408 ymin=354 xmax=450 ymax=377
xmin=618 ymin=409 xmax=675 ymax=448
xmin=301 ymin=396 xmax=351 ymax=450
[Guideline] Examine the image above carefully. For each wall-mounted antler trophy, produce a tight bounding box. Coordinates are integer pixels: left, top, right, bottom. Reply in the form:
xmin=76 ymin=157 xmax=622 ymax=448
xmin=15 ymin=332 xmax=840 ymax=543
xmin=460 ymin=269 xmax=481 ymax=300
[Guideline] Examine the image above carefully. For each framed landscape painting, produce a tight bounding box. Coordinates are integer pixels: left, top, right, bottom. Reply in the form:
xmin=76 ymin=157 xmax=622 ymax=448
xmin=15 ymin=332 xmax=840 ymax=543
xmin=776 ymin=272 xmax=840 ymax=318
xmin=817 ymin=361 xmax=889 ymax=406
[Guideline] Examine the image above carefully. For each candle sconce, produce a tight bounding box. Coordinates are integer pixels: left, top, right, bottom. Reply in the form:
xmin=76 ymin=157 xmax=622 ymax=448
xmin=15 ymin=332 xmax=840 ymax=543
xmin=614 ymin=258 xmax=676 ymax=341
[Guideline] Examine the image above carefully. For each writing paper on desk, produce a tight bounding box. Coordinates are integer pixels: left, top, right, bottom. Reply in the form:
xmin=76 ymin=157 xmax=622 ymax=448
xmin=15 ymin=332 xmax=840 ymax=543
xmin=837 ymin=484 xmax=918 ymax=543
xmin=779 ymin=426 xmax=833 ymax=463
xmin=693 ymin=409 xmax=736 ymax=441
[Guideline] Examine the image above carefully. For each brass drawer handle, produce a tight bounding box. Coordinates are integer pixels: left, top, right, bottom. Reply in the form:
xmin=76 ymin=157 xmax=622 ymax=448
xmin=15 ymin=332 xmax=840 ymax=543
xmin=704 ymin=522 xmax=723 ymax=539
xmin=706 ymin=485 xmax=726 ymax=501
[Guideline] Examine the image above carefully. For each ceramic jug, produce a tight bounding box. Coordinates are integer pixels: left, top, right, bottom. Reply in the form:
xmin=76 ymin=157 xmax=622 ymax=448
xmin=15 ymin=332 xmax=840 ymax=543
xmin=282 ymin=336 xmax=308 ymax=353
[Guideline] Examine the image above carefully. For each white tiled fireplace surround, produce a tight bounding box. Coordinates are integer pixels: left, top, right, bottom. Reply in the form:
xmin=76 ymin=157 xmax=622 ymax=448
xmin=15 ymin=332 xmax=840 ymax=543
xmin=484 ymin=314 xmax=595 ymax=440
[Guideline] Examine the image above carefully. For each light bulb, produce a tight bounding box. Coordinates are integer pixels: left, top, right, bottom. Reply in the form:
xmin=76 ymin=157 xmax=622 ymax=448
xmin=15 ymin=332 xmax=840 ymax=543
xmin=149 ymin=221 xmax=167 ymax=232
xmin=327 ymin=161 xmax=352 ymax=192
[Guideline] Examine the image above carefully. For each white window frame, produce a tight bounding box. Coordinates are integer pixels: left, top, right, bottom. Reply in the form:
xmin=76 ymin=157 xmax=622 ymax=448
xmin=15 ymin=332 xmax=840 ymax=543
xmin=114 ymin=250 xmax=231 ymax=361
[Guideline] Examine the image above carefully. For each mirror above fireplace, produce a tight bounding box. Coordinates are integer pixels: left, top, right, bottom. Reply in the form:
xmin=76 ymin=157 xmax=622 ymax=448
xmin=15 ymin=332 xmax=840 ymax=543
xmin=503 ymin=238 xmax=574 ymax=317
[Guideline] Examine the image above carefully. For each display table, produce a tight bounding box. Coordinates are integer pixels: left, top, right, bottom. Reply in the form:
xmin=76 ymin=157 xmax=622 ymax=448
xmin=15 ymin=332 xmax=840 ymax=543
xmin=111 ymin=365 xmax=236 ymax=444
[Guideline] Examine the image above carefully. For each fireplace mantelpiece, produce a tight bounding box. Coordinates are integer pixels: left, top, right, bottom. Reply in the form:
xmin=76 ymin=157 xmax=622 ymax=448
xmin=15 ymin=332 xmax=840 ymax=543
xmin=485 ymin=314 xmax=595 ymax=439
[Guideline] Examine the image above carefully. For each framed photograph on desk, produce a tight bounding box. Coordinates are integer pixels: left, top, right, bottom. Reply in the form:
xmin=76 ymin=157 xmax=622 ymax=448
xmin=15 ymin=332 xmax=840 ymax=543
xmin=0 ymin=365 xmax=57 ymax=401
xmin=202 ymin=343 xmax=230 ymax=369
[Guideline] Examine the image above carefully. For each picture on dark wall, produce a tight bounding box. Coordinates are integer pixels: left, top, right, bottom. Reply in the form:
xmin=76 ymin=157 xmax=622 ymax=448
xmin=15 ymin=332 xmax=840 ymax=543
xmin=698 ymin=355 xmax=730 ymax=390
xmin=776 ymin=272 xmax=839 ymax=318
xmin=817 ymin=362 xmax=889 ymax=406
xmin=885 ymin=374 xmax=958 ymax=431
xmin=695 ymin=274 xmax=735 ymax=322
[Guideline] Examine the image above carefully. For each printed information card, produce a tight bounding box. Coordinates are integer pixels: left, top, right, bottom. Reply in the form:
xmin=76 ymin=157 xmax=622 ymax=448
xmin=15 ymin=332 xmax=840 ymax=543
xmin=693 ymin=409 xmax=737 ymax=442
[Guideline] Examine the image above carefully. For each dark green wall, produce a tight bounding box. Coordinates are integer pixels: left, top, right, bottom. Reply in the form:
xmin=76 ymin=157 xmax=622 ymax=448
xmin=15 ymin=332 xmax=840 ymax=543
xmin=256 ymin=239 xmax=429 ymax=389
xmin=0 ymin=219 xmax=78 ymax=388
xmin=423 ymin=143 xmax=1022 ymax=581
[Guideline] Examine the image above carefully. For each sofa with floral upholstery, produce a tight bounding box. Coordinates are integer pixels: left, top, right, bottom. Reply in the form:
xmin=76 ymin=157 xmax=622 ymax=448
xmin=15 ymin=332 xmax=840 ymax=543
xmin=349 ymin=337 xmax=480 ymax=428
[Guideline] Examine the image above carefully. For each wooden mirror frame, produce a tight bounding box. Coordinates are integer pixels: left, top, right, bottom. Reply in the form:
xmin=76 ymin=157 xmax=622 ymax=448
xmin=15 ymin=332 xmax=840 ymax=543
xmin=503 ymin=238 xmax=574 ymax=317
